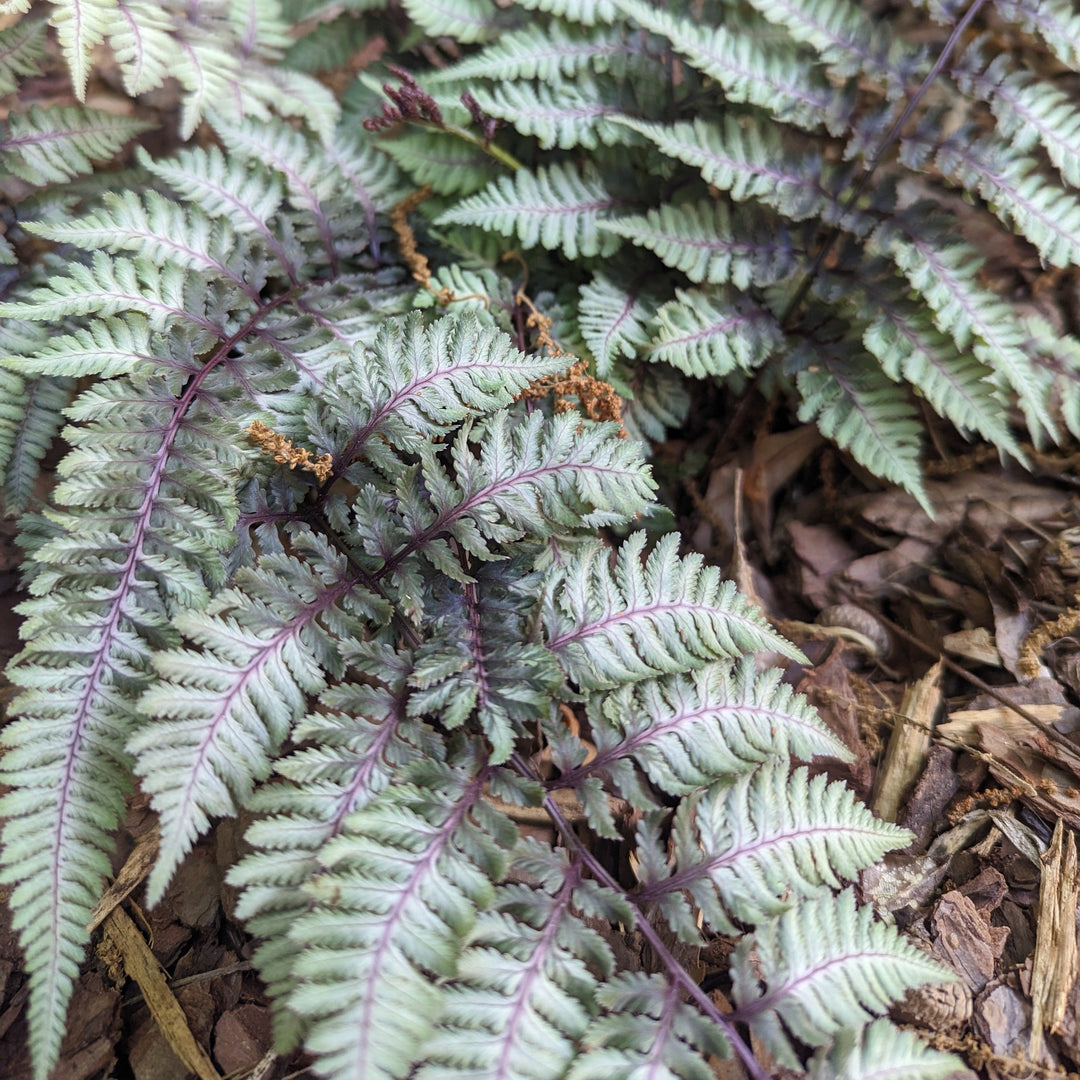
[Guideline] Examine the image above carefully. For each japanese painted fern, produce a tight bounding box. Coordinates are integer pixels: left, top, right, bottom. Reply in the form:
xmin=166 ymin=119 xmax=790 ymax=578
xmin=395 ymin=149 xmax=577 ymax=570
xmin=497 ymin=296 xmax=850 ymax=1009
xmin=10 ymin=0 xmax=1077 ymax=1077
xmin=374 ymin=0 xmax=1080 ymax=512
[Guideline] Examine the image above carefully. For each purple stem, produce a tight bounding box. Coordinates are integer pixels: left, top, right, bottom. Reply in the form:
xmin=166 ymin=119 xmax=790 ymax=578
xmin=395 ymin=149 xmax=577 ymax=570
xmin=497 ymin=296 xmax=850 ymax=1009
xmin=509 ymin=754 xmax=773 ymax=1080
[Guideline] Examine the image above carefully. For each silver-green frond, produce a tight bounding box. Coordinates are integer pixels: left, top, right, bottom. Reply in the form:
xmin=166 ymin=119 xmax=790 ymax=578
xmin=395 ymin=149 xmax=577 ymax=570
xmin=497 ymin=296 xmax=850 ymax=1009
xmin=544 ymin=532 xmax=804 ymax=692
xmin=435 ymin=162 xmax=625 ymax=260
xmin=732 ymin=888 xmax=956 ymax=1068
xmin=286 ymin=762 xmax=515 ymax=1080
xmin=808 ymin=1018 xmax=968 ymax=1080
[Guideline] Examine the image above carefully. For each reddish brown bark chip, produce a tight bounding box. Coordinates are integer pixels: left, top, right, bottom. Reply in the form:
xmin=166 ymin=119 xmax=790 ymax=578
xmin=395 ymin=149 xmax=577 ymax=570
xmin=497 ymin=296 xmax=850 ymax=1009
xmin=213 ymin=1004 xmax=272 ymax=1075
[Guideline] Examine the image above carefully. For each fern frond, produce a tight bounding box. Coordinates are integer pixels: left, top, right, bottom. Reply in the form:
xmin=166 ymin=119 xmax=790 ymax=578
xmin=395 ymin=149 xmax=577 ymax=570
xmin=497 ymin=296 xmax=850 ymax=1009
xmin=873 ymin=217 xmax=1055 ymax=439
xmin=600 ymin=201 xmax=798 ymax=288
xmin=27 ymin=191 xmax=253 ymax=291
xmin=229 ymin=672 xmax=440 ymax=1051
xmin=286 ymin=761 xmax=513 ymax=1080
xmin=318 ymin=312 xmax=567 ymax=461
xmin=417 ymin=849 xmax=609 ymax=1080
xmin=929 ymin=131 xmax=1080 ymax=267
xmin=413 ymin=265 xmax=516 ymax=329
xmin=646 ymin=288 xmax=783 ymax=379
xmin=571 ymin=971 xmax=731 ymax=1080
xmin=512 ymin=0 xmax=618 ymax=25
xmin=615 ymin=0 xmax=853 ymax=134
xmin=1 ymin=105 xmax=152 ymax=186
xmin=472 ymin=77 xmax=627 ymax=151
xmin=435 ymin=162 xmax=624 ymax=260
xmin=795 ymin=344 xmax=930 ymax=513
xmin=577 ymin=273 xmax=655 ymax=376
xmin=213 ymin=118 xmax=349 ymax=270
xmin=381 ymin=130 xmax=494 ymax=196
xmin=401 ymin=0 xmax=502 ymax=42
xmin=808 ymin=1018 xmax=965 ymax=1080
xmin=572 ymin=662 xmax=847 ymax=801
xmin=47 ymin=0 xmax=117 ymax=98
xmin=615 ymin=362 xmax=691 ymax=443
xmin=0 ymin=252 xmax=217 ymax=330
xmin=1027 ymin=316 xmax=1080 ymax=441
xmin=407 ymin=560 xmax=564 ymax=761
xmin=645 ymin=766 xmax=910 ymax=933
xmin=132 ymin=529 xmax=396 ymax=902
xmin=105 ymin=0 xmax=177 ymax=95
xmin=614 ymin=116 xmax=835 ymax=224
xmin=424 ymin=23 xmax=626 ymax=83
xmin=994 ymin=0 xmax=1080 ymax=69
xmin=958 ymin=46 xmax=1080 ymax=187
xmin=239 ymin=61 xmax=342 ymax=145
xmin=361 ymin=410 xmax=655 ymax=594
xmin=544 ymin=531 xmax=803 ymax=692
xmin=0 ymin=17 xmax=46 ymax=96
xmin=1 ymin=373 xmax=74 ymax=514
xmin=731 ymin=889 xmax=954 ymax=1068
xmin=859 ymin=290 xmax=1022 ymax=456
xmin=0 ymin=365 xmax=248 ymax=1080
xmin=743 ymin=0 xmax=916 ymax=90
xmin=136 ymin=144 xmax=286 ymax=236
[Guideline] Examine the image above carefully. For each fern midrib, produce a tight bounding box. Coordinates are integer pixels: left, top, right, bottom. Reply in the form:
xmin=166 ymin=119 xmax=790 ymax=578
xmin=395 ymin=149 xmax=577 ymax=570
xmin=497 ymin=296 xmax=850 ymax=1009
xmin=348 ymin=770 xmax=488 ymax=1078
xmin=29 ymin=291 xmax=294 ymax=1018
xmin=324 ymin=693 xmax=411 ymax=838
xmin=592 ymin=283 xmax=642 ymax=360
xmin=334 ymin=356 xmax=527 ymax=471
xmin=545 ymin=597 xmax=751 ymax=651
xmin=648 ymin=307 xmax=772 ymax=355
xmin=491 ymin=861 xmax=581 ymax=1080
xmin=109 ymin=222 xmax=260 ymax=302
xmin=551 ymin=700 xmax=779 ymax=787
xmin=749 ymin=0 xmax=885 ymax=74
xmin=641 ymin=976 xmax=683 ymax=1070
xmin=223 ymin=128 xmax=339 ymax=274
xmin=164 ymin=574 xmax=360 ymax=843
xmin=670 ymin=26 xmax=841 ymax=115
xmin=462 ymin=580 xmax=494 ymax=712
xmin=732 ymin=946 xmax=907 ymax=1023
xmin=2 ymin=117 xmax=117 ymax=154
xmin=638 ymin=819 xmax=893 ymax=899
xmin=381 ymin=456 xmax=634 ymax=576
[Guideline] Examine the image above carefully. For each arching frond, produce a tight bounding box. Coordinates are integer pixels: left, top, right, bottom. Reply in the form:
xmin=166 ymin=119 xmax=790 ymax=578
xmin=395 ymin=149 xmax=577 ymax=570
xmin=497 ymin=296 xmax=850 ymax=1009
xmin=436 ymin=162 xmax=625 ymax=260
xmin=472 ymin=76 xmax=628 ymax=150
xmin=614 ymin=116 xmax=834 ymax=223
xmin=958 ymin=45 xmax=1080 ymax=187
xmin=574 ymin=663 xmax=847 ymax=801
xmin=872 ymin=216 xmax=1055 ymax=439
xmin=571 ymin=972 xmax=731 ymax=1080
xmin=615 ymin=0 xmax=854 ymax=134
xmin=808 ymin=1018 xmax=966 ymax=1080
xmin=417 ymin=846 xmax=610 ymax=1080
xmin=380 ymin=130 xmax=495 ymax=196
xmin=424 ymin=22 xmax=627 ymax=83
xmin=600 ymin=201 xmax=798 ymax=288
xmin=732 ymin=889 xmax=955 ymax=1068
xmin=795 ymin=341 xmax=930 ymax=513
xmin=0 ymin=17 xmax=46 ymax=96
xmin=401 ymin=0 xmax=503 ymax=42
xmin=577 ymin=272 xmax=655 ymax=376
xmin=544 ymin=532 xmax=803 ymax=692
xmin=285 ymin=762 xmax=514 ymax=1080
xmin=646 ymin=288 xmax=783 ymax=378
xmin=643 ymin=765 xmax=910 ymax=933
xmin=1 ymin=105 xmax=152 ymax=186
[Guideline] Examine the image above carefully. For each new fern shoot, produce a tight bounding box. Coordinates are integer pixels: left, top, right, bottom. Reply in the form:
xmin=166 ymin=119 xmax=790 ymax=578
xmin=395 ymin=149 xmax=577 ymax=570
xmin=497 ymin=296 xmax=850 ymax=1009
xmin=4 ymin=0 xmax=1077 ymax=1077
